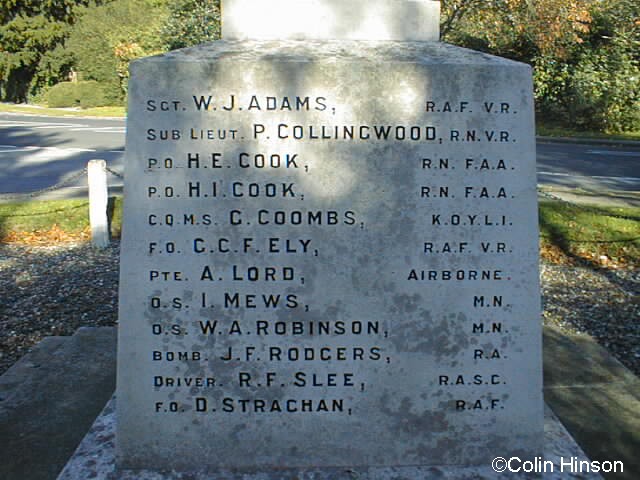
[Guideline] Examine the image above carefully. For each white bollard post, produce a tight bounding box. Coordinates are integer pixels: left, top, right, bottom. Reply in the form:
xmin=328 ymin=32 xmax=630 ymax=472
xmin=88 ymin=159 xmax=109 ymax=248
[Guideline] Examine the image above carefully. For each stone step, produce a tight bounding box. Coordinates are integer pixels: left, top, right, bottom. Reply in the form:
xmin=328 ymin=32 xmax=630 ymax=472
xmin=0 ymin=336 xmax=71 ymax=405
xmin=543 ymin=325 xmax=640 ymax=480
xmin=0 ymin=327 xmax=116 ymax=480
xmin=3 ymin=325 xmax=639 ymax=479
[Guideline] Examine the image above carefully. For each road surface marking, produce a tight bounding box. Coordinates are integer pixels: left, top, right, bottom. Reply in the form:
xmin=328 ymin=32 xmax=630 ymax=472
xmin=41 ymin=146 xmax=97 ymax=153
xmin=0 ymin=123 xmax=66 ymax=127
xmin=591 ymin=175 xmax=640 ymax=182
xmin=539 ymin=171 xmax=640 ymax=183
xmin=0 ymin=121 xmax=87 ymax=128
xmin=0 ymin=145 xmax=125 ymax=156
xmin=33 ymin=125 xmax=79 ymax=130
xmin=0 ymin=147 xmax=38 ymax=153
xmin=586 ymin=150 xmax=640 ymax=157
xmin=0 ymin=120 xmax=124 ymax=134
xmin=69 ymin=127 xmax=126 ymax=133
xmin=0 ymin=145 xmax=97 ymax=153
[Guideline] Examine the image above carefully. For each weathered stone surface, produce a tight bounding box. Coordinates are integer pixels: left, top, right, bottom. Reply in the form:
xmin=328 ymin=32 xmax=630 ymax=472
xmin=222 ymin=0 xmax=441 ymax=41
xmin=60 ymin=400 xmax=599 ymax=479
xmin=117 ymin=40 xmax=542 ymax=472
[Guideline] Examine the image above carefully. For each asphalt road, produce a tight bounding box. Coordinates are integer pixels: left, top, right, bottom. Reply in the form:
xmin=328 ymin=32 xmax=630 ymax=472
xmin=1 ymin=112 xmax=639 ymax=200
xmin=537 ymin=141 xmax=640 ymax=193
xmin=0 ymin=113 xmax=125 ymax=199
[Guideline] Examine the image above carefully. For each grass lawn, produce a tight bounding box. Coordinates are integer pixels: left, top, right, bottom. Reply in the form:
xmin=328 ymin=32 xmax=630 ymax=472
xmin=0 ymin=198 xmax=123 ymax=244
xmin=0 ymin=102 xmax=125 ymax=118
xmin=539 ymin=201 xmax=640 ymax=267
xmin=536 ymin=122 xmax=640 ymax=142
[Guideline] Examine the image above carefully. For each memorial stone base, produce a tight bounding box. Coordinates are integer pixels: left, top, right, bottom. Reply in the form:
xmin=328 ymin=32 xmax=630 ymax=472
xmin=82 ymin=2 xmax=592 ymax=477
xmin=117 ymin=40 xmax=543 ymax=471
xmin=58 ymin=397 xmax=602 ymax=480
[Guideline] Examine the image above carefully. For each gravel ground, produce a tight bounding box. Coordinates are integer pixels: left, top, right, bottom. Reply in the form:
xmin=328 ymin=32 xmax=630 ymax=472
xmin=0 ymin=242 xmax=638 ymax=376
xmin=0 ymin=243 xmax=119 ymax=375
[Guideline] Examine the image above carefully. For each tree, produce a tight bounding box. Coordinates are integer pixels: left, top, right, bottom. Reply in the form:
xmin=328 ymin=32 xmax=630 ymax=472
xmin=162 ymin=0 xmax=220 ymax=51
xmin=536 ymin=0 xmax=640 ymax=131
xmin=0 ymin=0 xmax=84 ymax=24
xmin=440 ymin=0 xmax=639 ymax=132
xmin=440 ymin=0 xmax=484 ymax=39
xmin=0 ymin=0 xmax=95 ymax=102
xmin=442 ymin=0 xmax=593 ymax=61
xmin=66 ymin=0 xmax=168 ymax=101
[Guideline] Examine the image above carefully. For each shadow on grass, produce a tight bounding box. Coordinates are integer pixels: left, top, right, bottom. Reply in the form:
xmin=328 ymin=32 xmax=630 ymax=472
xmin=1 ymin=202 xmax=89 ymax=219
xmin=0 ymin=197 xmax=123 ymax=242
xmin=539 ymin=201 xmax=640 ymax=272
xmin=0 ymin=201 xmax=90 ymax=242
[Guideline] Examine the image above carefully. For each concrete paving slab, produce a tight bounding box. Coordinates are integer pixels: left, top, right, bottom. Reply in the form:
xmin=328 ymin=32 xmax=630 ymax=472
xmin=543 ymin=325 xmax=640 ymax=390
xmin=0 ymin=336 xmax=70 ymax=402
xmin=0 ymin=327 xmax=116 ymax=480
xmin=543 ymin=325 xmax=640 ymax=480
xmin=545 ymin=386 xmax=639 ymax=480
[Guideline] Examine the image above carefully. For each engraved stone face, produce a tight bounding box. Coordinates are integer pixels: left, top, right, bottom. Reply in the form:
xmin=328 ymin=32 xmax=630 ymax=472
xmin=116 ymin=40 xmax=543 ymax=472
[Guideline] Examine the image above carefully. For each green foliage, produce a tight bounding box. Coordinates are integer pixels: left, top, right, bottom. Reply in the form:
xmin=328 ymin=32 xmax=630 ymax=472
xmin=28 ymin=44 xmax=76 ymax=98
xmin=533 ymin=56 xmax=571 ymax=108
xmin=534 ymin=0 xmax=640 ymax=132
xmin=0 ymin=0 xmax=94 ymax=102
xmin=0 ymin=14 xmax=70 ymax=101
xmin=444 ymin=0 xmax=593 ymax=61
xmin=76 ymin=80 xmax=120 ymax=108
xmin=47 ymin=80 xmax=118 ymax=108
xmin=444 ymin=0 xmax=640 ymax=133
xmin=66 ymin=0 xmax=168 ymax=99
xmin=0 ymin=102 xmax=126 ymax=116
xmin=440 ymin=0 xmax=484 ymax=40
xmin=162 ymin=0 xmax=220 ymax=50
xmin=568 ymin=45 xmax=640 ymax=132
xmin=0 ymin=0 xmax=92 ymax=24
xmin=46 ymin=81 xmax=78 ymax=107
xmin=2 ymin=0 xmax=635 ymax=125
xmin=536 ymin=121 xmax=640 ymax=142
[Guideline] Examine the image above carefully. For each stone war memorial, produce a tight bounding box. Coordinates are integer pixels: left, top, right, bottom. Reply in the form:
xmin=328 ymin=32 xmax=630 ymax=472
xmin=64 ymin=0 xmax=552 ymax=478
